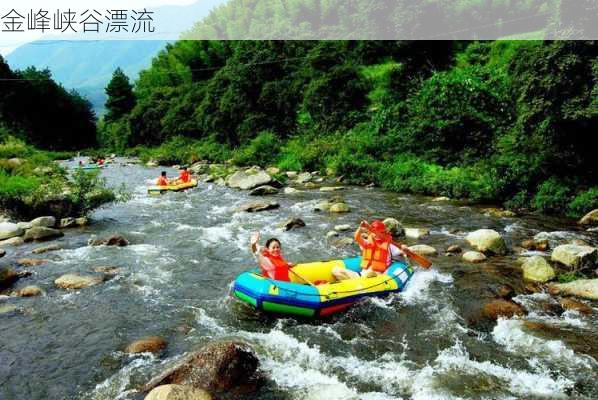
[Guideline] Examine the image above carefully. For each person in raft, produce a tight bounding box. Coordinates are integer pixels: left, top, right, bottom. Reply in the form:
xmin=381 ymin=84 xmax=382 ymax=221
xmin=250 ymin=232 xmax=293 ymax=281
xmin=156 ymin=171 xmax=169 ymax=186
xmin=173 ymin=166 xmax=191 ymax=184
xmin=332 ymin=220 xmax=405 ymax=280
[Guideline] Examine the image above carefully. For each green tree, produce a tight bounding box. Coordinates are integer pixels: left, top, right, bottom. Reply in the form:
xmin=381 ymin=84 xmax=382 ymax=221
xmin=105 ymin=67 xmax=136 ymax=123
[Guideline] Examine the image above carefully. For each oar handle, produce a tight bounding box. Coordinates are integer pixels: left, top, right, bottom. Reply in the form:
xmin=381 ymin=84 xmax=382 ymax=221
xmin=287 ymin=267 xmax=317 ymax=287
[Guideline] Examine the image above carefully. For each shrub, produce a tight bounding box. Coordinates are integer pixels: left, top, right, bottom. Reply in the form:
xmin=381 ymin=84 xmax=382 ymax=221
xmin=533 ymin=178 xmax=571 ymax=214
xmin=568 ymin=187 xmax=598 ymax=218
xmin=232 ymin=131 xmax=280 ymax=166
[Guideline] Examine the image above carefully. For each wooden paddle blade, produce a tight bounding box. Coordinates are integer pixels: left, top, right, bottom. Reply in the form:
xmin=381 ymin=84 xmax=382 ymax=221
xmin=394 ymin=242 xmax=432 ymax=269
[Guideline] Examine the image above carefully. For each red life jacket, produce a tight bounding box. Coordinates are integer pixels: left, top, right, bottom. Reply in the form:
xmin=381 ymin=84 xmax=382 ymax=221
xmin=260 ymin=249 xmax=291 ymax=281
xmin=157 ymin=176 xmax=169 ymax=186
xmin=179 ymin=170 xmax=190 ymax=183
xmin=360 ymin=234 xmax=391 ymax=273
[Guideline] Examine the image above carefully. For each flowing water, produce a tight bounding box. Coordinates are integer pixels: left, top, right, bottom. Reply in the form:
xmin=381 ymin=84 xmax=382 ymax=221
xmin=1 ymin=159 xmax=597 ymax=400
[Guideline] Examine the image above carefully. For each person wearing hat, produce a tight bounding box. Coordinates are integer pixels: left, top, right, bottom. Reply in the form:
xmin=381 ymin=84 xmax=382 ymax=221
xmin=332 ymin=220 xmax=405 ymax=280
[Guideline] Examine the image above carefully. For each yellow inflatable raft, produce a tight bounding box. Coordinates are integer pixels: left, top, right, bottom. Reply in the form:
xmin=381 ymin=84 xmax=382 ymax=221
xmin=148 ymin=179 xmax=198 ymax=195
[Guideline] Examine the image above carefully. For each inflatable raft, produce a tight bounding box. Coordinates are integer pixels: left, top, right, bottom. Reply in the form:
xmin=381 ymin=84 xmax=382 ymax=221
xmin=147 ymin=179 xmax=198 ymax=195
xmin=81 ymin=164 xmax=105 ymax=170
xmin=233 ymin=257 xmax=414 ymax=317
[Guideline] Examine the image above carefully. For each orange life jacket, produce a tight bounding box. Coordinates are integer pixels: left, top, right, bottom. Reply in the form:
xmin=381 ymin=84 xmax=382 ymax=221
xmin=179 ymin=170 xmax=190 ymax=183
xmin=360 ymin=234 xmax=391 ymax=273
xmin=157 ymin=176 xmax=169 ymax=186
xmin=261 ymin=249 xmax=291 ymax=281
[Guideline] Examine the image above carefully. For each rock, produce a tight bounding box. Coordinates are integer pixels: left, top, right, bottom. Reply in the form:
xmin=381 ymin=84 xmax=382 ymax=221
xmin=215 ymin=178 xmax=225 ymax=186
xmin=314 ymin=201 xmax=331 ymax=212
xmin=23 ymin=227 xmax=63 ymax=242
xmin=295 ymin=172 xmax=312 ymax=184
xmin=75 ymin=217 xmax=89 ymax=226
xmin=408 ymin=245 xmax=437 ymax=256
xmin=465 ymin=229 xmax=507 ymax=255
xmin=404 ymin=228 xmax=430 ymax=240
xmin=462 ymin=251 xmax=487 ymax=263
xmin=29 ymin=216 xmax=56 ymax=228
xmin=236 ymin=202 xmax=280 ymax=213
xmin=89 ymin=234 xmax=129 ymax=247
xmin=146 ymin=160 xmax=159 ymax=167
xmin=548 ymin=279 xmax=598 ymax=300
xmin=17 ymin=258 xmax=49 ymax=267
xmin=559 ymin=298 xmax=592 ymax=315
xmin=551 ymin=244 xmax=598 ymax=270
xmin=331 ymin=237 xmax=354 ymax=247
xmin=125 ymin=336 xmax=168 ymax=354
xmin=521 ymin=256 xmax=555 ymax=283
xmin=227 ymin=170 xmax=272 ymax=190
xmin=0 ymin=304 xmax=18 ymax=315
xmin=326 ymin=231 xmax=339 ymax=239
xmin=495 ymin=284 xmax=515 ymax=299
xmin=92 ymin=266 xmax=121 ymax=275
xmin=431 ymin=196 xmax=450 ymax=202
xmin=383 ymin=218 xmax=404 ymax=237
xmin=0 ymin=222 xmax=24 ymax=241
xmin=266 ymin=167 xmax=280 ymax=175
xmin=319 ymin=186 xmax=344 ymax=192
xmin=588 ymin=227 xmax=598 ymax=233
xmin=17 ymin=222 xmax=32 ymax=230
xmin=525 ymin=282 xmax=544 ymax=294
xmin=482 ymin=299 xmax=526 ymax=320
xmin=579 ymin=209 xmax=598 ymax=226
xmin=446 ymin=245 xmax=462 ymax=254
xmin=143 ymin=340 xmax=263 ymax=394
xmin=0 ymin=248 xmax=4 ymax=257
xmin=283 ymin=187 xmax=300 ymax=194
xmin=6 ymin=157 xmax=24 ymax=167
xmin=303 ymin=182 xmax=318 ymax=189
xmin=285 ymin=171 xmax=298 ymax=179
xmin=334 ymin=224 xmax=351 ymax=232
xmin=32 ymin=244 xmax=61 ymax=254
xmin=329 ymin=203 xmax=350 ymax=213
xmin=482 ymin=208 xmax=516 ymax=218
xmin=189 ymin=162 xmax=209 ymax=175
xmin=521 ymin=239 xmax=549 ymax=251
xmin=279 ymin=218 xmax=305 ymax=231
xmin=145 ymin=385 xmax=212 ymax=400
xmin=59 ymin=217 xmax=76 ymax=228
xmin=249 ymin=185 xmax=279 ymax=196
xmin=17 ymin=286 xmax=43 ymax=297
xmin=0 ymin=267 xmax=19 ymax=288
xmin=55 ymin=274 xmax=104 ymax=289
xmin=0 ymin=237 xmax=24 ymax=247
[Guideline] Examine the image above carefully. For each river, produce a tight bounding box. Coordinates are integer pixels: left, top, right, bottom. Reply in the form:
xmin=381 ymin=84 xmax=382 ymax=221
xmin=1 ymin=159 xmax=597 ymax=400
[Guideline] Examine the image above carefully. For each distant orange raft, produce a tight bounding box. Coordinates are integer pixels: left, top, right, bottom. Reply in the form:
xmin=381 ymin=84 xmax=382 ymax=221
xmin=233 ymin=257 xmax=414 ymax=317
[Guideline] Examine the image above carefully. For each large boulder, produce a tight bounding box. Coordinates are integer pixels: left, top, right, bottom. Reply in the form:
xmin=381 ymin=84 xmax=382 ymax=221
xmin=89 ymin=234 xmax=129 ymax=247
xmin=551 ymin=244 xmax=598 ymax=270
xmin=0 ymin=222 xmax=24 ymax=241
xmin=548 ymin=279 xmax=598 ymax=301
xmin=579 ymin=209 xmax=598 ymax=226
xmin=465 ymin=229 xmax=507 ymax=255
xmin=408 ymin=245 xmax=437 ymax=256
xmin=143 ymin=341 xmax=264 ymax=395
xmin=145 ymin=385 xmax=212 ymax=400
xmin=54 ymin=274 xmax=104 ymax=289
xmin=125 ymin=337 xmax=168 ymax=354
xmin=249 ymin=185 xmax=279 ymax=196
xmin=23 ymin=227 xmax=63 ymax=242
xmin=329 ymin=203 xmax=350 ymax=213
xmin=226 ymin=169 xmax=272 ymax=190
xmin=521 ymin=256 xmax=556 ymax=283
xmin=404 ymin=228 xmax=430 ymax=240
xmin=29 ymin=216 xmax=56 ymax=228
xmin=236 ymin=202 xmax=280 ymax=213
xmin=462 ymin=251 xmax=487 ymax=263
xmin=383 ymin=218 xmax=404 ymax=237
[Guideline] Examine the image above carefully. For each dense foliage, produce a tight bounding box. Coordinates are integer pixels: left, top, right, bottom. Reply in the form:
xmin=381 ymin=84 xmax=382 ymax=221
xmin=101 ymin=39 xmax=597 ymax=218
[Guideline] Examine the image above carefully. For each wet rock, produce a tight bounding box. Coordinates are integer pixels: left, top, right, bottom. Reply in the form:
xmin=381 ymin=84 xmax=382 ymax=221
xmin=548 ymin=279 xmax=598 ymax=300
xmin=579 ymin=209 xmax=598 ymax=226
xmin=236 ymin=202 xmax=280 ymax=213
xmin=17 ymin=222 xmax=32 ymax=230
xmin=329 ymin=203 xmax=350 ymax=213
xmin=524 ymin=282 xmax=544 ymax=294
xmin=227 ymin=169 xmax=272 ymax=190
xmin=0 ymin=267 xmax=19 ymax=288
xmin=331 ymin=237 xmax=354 ymax=247
xmin=446 ymin=245 xmax=462 ymax=254
xmin=32 ymin=244 xmax=61 ymax=254
xmin=92 ymin=266 xmax=121 ymax=275
xmin=54 ymin=274 xmax=104 ymax=289
xmin=17 ymin=286 xmax=43 ymax=297
xmin=521 ymin=239 xmax=549 ymax=251
xmin=23 ymin=227 xmax=63 ymax=242
xmin=29 ymin=216 xmax=56 ymax=228
xmin=404 ymin=228 xmax=430 ymax=240
xmin=408 ymin=245 xmax=437 ymax=256
xmin=462 ymin=251 xmax=487 ymax=263
xmin=285 ymin=171 xmax=298 ymax=179
xmin=495 ymin=284 xmax=515 ymax=299
xmin=215 ymin=178 xmax=225 ymax=186
xmin=266 ymin=167 xmax=280 ymax=175
xmin=17 ymin=258 xmax=49 ymax=267
xmin=89 ymin=234 xmax=129 ymax=247
xmin=125 ymin=336 xmax=168 ymax=354
xmin=146 ymin=160 xmax=159 ymax=167
xmin=431 ymin=196 xmax=450 ymax=202
xmin=0 ymin=304 xmax=18 ymax=315
xmin=0 ymin=222 xmax=24 ymax=241
xmin=383 ymin=218 xmax=404 ymax=237
xmin=59 ymin=217 xmax=76 ymax=228
xmin=75 ymin=217 xmax=89 ymax=227
xmin=326 ymin=231 xmax=339 ymax=239
xmin=295 ymin=172 xmax=312 ymax=184
xmin=521 ymin=256 xmax=555 ymax=283
xmin=551 ymin=244 xmax=597 ymax=270
xmin=145 ymin=385 xmax=212 ymax=400
xmin=465 ymin=229 xmax=507 ymax=255
xmin=143 ymin=340 xmax=264 ymax=395
xmin=334 ymin=224 xmax=351 ymax=232
xmin=303 ymin=182 xmax=318 ymax=189
xmin=189 ymin=162 xmax=209 ymax=175
xmin=319 ymin=186 xmax=344 ymax=192
xmin=482 ymin=299 xmax=526 ymax=320
xmin=0 ymin=249 xmax=4 ymax=258
xmin=283 ymin=187 xmax=300 ymax=194
xmin=279 ymin=218 xmax=305 ymax=231
xmin=559 ymin=298 xmax=592 ymax=315
xmin=482 ymin=208 xmax=516 ymax=218
xmin=249 ymin=185 xmax=279 ymax=196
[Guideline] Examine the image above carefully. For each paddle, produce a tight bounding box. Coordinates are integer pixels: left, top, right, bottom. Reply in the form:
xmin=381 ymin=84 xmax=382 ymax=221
xmin=361 ymin=221 xmax=432 ymax=269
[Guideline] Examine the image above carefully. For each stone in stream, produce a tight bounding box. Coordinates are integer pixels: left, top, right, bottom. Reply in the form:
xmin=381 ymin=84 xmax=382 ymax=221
xmin=465 ymin=229 xmax=507 ymax=255
xmin=404 ymin=228 xmax=430 ymax=240
xmin=92 ymin=266 xmax=121 ymax=275
xmin=17 ymin=258 xmax=50 ymax=267
xmin=331 ymin=237 xmax=354 ymax=247
xmin=32 ymin=244 xmax=62 ymax=254
xmin=17 ymin=222 xmax=32 ymax=230
xmin=17 ymin=286 xmax=43 ymax=297
xmin=226 ymin=169 xmax=272 ymax=190
xmin=326 ymin=231 xmax=339 ymax=239
xmin=551 ymin=244 xmax=597 ymax=270
xmin=59 ymin=217 xmax=76 ymax=228
xmin=143 ymin=340 xmax=264 ymax=395
xmin=0 ymin=304 xmax=18 ymax=315
xmin=521 ymin=256 xmax=555 ymax=283
xmin=89 ymin=234 xmax=129 ymax=247
xmin=319 ymin=186 xmax=344 ymax=192
xmin=559 ymin=298 xmax=592 ymax=315
xmin=75 ymin=217 xmax=89 ymax=227
xmin=125 ymin=336 xmax=168 ymax=354
xmin=548 ymin=279 xmax=598 ymax=301
xmin=0 ymin=222 xmax=24 ymax=241
xmin=329 ymin=202 xmax=350 ymax=213
xmin=334 ymin=224 xmax=351 ymax=232
xmin=482 ymin=299 xmax=526 ymax=320
xmin=408 ymin=245 xmax=437 ymax=256
xmin=285 ymin=171 xmax=298 ymax=179
xmin=0 ymin=267 xmax=19 ymax=289
xmin=482 ymin=208 xmax=517 ymax=218
xmin=283 ymin=187 xmax=300 ymax=194
xmin=145 ymin=385 xmax=212 ymax=400
xmin=266 ymin=167 xmax=280 ymax=175
xmin=23 ymin=227 xmax=63 ymax=242
xmin=0 ymin=249 xmax=4 ymax=258
xmin=579 ymin=209 xmax=598 ymax=226
xmin=249 ymin=185 xmax=279 ymax=196
xmin=383 ymin=218 xmax=404 ymax=237
xmin=521 ymin=239 xmax=549 ymax=251
xmin=29 ymin=216 xmax=56 ymax=228
xmin=236 ymin=202 xmax=280 ymax=213
xmin=303 ymin=182 xmax=318 ymax=189
xmin=54 ymin=274 xmax=104 ymax=289
xmin=295 ymin=172 xmax=312 ymax=184
xmin=446 ymin=245 xmax=462 ymax=254
xmin=462 ymin=251 xmax=487 ymax=263
xmin=279 ymin=218 xmax=305 ymax=231
xmin=431 ymin=196 xmax=450 ymax=202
